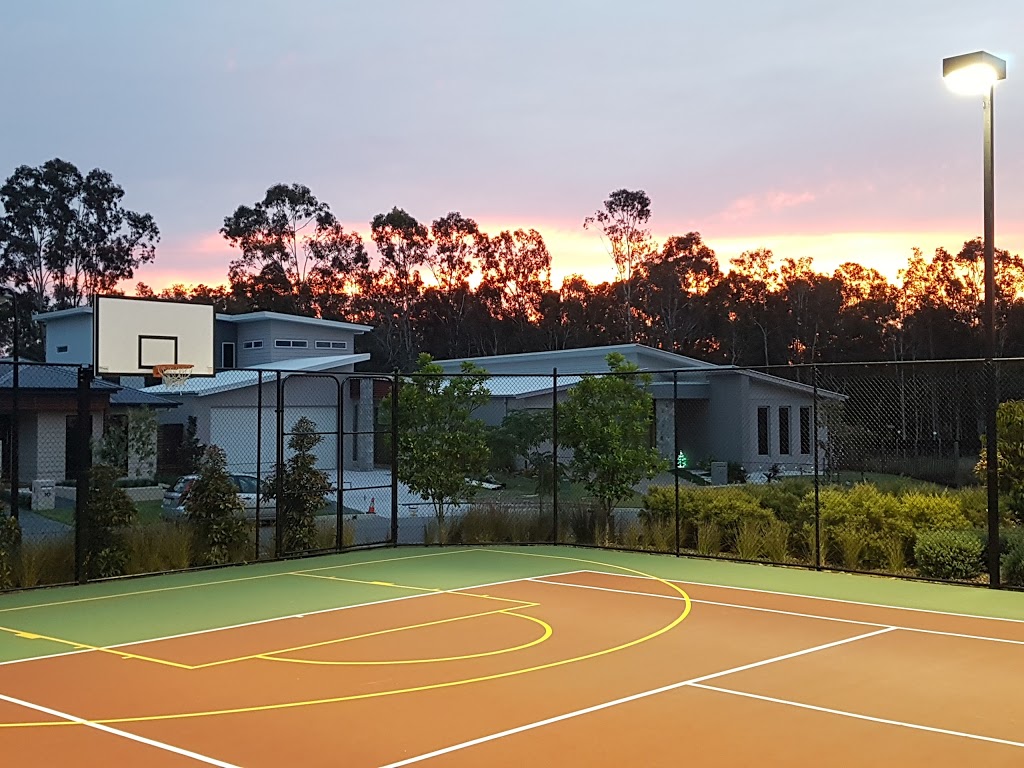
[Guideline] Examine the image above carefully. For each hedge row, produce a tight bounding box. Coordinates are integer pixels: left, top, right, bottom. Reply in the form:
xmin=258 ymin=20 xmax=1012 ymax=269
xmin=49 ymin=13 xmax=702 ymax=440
xmin=638 ymin=480 xmax=1008 ymax=579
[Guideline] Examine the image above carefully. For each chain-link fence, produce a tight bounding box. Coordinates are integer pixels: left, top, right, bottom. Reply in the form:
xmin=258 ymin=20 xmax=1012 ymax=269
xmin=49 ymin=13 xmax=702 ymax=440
xmin=2 ymin=358 xmax=1023 ymax=592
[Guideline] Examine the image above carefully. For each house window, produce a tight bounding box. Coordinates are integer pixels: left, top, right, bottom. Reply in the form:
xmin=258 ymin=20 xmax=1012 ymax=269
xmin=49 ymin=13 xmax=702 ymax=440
xmin=222 ymin=342 xmax=236 ymax=369
xmin=314 ymin=340 xmax=348 ymax=350
xmin=778 ymin=406 xmax=791 ymax=455
xmin=242 ymin=340 xmax=264 ymax=350
xmin=274 ymin=339 xmax=309 ymax=348
xmin=800 ymin=406 xmax=812 ymax=455
xmin=56 ymin=345 xmax=69 ymax=354
xmin=757 ymin=407 xmax=769 ymax=455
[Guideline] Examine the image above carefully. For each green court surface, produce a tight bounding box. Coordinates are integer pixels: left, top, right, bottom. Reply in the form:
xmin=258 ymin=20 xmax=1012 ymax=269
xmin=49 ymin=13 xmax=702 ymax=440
xmin=2 ymin=546 xmax=1023 ymax=665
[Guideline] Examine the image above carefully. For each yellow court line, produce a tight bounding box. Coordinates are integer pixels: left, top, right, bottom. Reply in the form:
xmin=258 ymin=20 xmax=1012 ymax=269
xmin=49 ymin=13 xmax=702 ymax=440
xmin=0 ymin=548 xmax=474 ymax=616
xmin=191 ymin=603 xmax=542 ymax=670
xmin=0 ymin=626 xmax=191 ymax=670
xmin=288 ymin=572 xmax=538 ymax=607
xmin=0 ymin=551 xmax=691 ymax=728
xmin=257 ymin=611 xmax=553 ymax=667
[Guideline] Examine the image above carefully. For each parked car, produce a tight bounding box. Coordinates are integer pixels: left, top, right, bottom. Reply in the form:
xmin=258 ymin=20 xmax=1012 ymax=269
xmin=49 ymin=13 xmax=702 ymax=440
xmin=161 ymin=474 xmax=277 ymax=523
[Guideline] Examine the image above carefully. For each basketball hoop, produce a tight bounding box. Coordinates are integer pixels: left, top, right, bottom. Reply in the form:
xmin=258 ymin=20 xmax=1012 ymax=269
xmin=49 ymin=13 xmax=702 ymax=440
xmin=153 ymin=364 xmax=194 ymax=389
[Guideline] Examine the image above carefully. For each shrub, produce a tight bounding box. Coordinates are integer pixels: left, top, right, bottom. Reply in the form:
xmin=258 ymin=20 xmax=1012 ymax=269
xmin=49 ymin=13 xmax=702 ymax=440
xmin=125 ymin=522 xmax=194 ymax=575
xmin=696 ymin=520 xmax=722 ymax=556
xmin=187 ymin=446 xmax=251 ymax=565
xmin=16 ymin=535 xmax=75 ymax=587
xmin=762 ymin=518 xmax=791 ymax=563
xmin=1002 ymin=534 xmax=1024 ymax=587
xmin=0 ymin=508 xmax=21 ymax=590
xmin=84 ymin=464 xmax=138 ymax=579
xmin=734 ymin=519 xmax=765 ymax=560
xmin=746 ymin=479 xmax=813 ymax=529
xmin=263 ymin=417 xmax=332 ymax=554
xmin=914 ymin=530 xmax=983 ymax=580
xmin=900 ymin=492 xmax=971 ymax=532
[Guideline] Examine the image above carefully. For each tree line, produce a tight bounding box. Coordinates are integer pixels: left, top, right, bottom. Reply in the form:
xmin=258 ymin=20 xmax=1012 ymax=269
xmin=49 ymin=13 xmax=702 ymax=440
xmin=3 ymin=158 xmax=1024 ymax=370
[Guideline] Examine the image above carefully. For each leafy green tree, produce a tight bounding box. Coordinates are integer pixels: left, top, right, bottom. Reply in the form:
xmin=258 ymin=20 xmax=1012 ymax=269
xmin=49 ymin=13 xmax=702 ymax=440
xmin=584 ymin=189 xmax=655 ymax=342
xmin=0 ymin=504 xmax=20 ymax=590
xmin=83 ymin=464 xmax=138 ymax=579
xmin=221 ymin=183 xmax=368 ymax=316
xmin=489 ymin=409 xmax=552 ymax=475
xmin=397 ymin=354 xmax=491 ymax=543
xmin=559 ymin=352 xmax=666 ymax=518
xmin=99 ymin=408 xmax=158 ymax=479
xmin=263 ymin=417 xmax=332 ymax=553
xmin=977 ymin=400 xmax=1024 ymax=523
xmin=179 ymin=416 xmax=204 ymax=474
xmin=360 ymin=207 xmax=430 ymax=370
xmin=186 ymin=446 xmax=249 ymax=565
xmin=0 ymin=158 xmax=158 ymax=309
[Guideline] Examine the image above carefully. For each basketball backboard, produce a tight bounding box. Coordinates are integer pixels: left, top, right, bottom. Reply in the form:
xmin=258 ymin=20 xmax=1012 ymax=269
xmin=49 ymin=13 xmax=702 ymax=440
xmin=94 ymin=296 xmax=216 ymax=377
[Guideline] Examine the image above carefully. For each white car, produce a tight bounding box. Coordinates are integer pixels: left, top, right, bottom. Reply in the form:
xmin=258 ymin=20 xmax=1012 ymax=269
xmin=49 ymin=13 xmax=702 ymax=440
xmin=161 ymin=474 xmax=277 ymax=524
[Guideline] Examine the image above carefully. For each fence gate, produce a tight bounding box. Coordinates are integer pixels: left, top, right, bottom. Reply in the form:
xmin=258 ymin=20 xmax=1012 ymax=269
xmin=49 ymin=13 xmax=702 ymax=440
xmin=272 ymin=371 xmax=397 ymax=557
xmin=335 ymin=373 xmax=398 ymax=549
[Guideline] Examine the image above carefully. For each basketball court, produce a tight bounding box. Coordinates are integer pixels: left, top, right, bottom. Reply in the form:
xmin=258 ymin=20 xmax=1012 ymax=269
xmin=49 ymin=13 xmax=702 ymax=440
xmin=1 ymin=547 xmax=1023 ymax=766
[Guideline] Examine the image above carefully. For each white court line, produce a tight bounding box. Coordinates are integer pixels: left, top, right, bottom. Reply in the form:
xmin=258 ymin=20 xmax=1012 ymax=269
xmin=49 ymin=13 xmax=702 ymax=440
xmin=576 ymin=569 xmax=1024 ymax=624
xmin=0 ymin=548 xmax=477 ymax=616
xmin=0 ymin=570 xmax=585 ymax=668
xmin=0 ymin=691 xmax=241 ymax=767
xmin=529 ymin=577 xmax=1024 ymax=647
xmin=377 ymin=628 xmax=895 ymax=767
xmin=690 ymin=683 xmax=1024 ymax=750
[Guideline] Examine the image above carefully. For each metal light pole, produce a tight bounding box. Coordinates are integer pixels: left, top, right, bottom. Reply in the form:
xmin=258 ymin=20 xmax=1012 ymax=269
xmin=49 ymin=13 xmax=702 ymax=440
xmin=943 ymin=50 xmax=1007 ymax=586
xmin=1 ymin=288 xmax=19 ymax=520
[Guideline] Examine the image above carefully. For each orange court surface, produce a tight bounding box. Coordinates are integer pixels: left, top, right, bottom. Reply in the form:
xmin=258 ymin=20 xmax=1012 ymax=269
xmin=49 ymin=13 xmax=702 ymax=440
xmin=1 ymin=547 xmax=1023 ymax=767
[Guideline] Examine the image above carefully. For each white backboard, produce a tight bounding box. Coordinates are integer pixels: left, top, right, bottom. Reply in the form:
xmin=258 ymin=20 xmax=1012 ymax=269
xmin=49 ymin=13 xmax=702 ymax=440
xmin=94 ymin=296 xmax=216 ymax=377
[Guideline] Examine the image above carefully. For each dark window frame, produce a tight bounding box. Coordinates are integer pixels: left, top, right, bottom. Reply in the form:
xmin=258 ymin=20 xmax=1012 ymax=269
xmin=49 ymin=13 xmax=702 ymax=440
xmin=778 ymin=406 xmax=791 ymax=455
xmin=757 ymin=406 xmax=770 ymax=455
xmin=800 ymin=406 xmax=812 ymax=455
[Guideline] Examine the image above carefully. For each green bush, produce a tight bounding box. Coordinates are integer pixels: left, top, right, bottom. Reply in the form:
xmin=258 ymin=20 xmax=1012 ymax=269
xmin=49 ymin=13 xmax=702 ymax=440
xmin=914 ymin=530 xmax=983 ymax=580
xmin=15 ymin=535 xmax=75 ymax=587
xmin=186 ymin=446 xmax=251 ymax=565
xmin=262 ymin=417 xmax=332 ymax=554
xmin=900 ymin=491 xmax=971 ymax=531
xmin=84 ymin=464 xmax=138 ymax=579
xmin=745 ymin=479 xmax=813 ymax=528
xmin=125 ymin=522 xmax=194 ymax=575
xmin=0 ymin=508 xmax=21 ymax=590
xmin=1002 ymin=535 xmax=1024 ymax=587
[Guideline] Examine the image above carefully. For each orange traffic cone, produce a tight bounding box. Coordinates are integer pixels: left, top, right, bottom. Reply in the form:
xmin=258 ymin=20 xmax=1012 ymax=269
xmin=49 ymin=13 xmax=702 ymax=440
xmin=369 ymin=497 xmax=376 ymax=515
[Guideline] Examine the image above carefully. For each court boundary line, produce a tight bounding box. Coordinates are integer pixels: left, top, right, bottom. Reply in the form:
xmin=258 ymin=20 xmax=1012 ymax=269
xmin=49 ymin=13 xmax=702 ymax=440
xmin=574 ymin=568 xmax=1024 ymax=624
xmin=529 ymin=576 xmax=1024 ymax=647
xmin=0 ymin=691 xmax=240 ymax=767
xmin=0 ymin=548 xmax=477 ymax=616
xmin=690 ymin=683 xmax=1024 ymax=750
xmin=0 ymin=570 xmax=586 ymax=669
xmin=377 ymin=627 xmax=896 ymax=767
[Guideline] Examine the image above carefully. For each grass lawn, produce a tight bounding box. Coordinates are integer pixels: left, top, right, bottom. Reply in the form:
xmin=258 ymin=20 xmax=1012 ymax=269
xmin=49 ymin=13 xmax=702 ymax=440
xmin=34 ymin=498 xmax=165 ymax=527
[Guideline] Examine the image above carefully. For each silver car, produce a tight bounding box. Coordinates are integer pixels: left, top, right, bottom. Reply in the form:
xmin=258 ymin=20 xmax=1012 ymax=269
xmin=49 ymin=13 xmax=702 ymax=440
xmin=161 ymin=474 xmax=277 ymax=523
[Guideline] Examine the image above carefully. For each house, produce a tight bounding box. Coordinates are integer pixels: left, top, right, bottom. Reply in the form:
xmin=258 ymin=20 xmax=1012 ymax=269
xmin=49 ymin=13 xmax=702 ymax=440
xmin=0 ymin=362 xmax=178 ymax=487
xmin=34 ymin=307 xmax=377 ymax=478
xmin=433 ymin=344 xmax=846 ymax=478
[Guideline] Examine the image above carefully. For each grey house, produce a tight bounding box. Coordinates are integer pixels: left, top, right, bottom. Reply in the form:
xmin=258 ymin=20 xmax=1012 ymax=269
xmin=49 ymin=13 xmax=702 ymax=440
xmin=34 ymin=308 xmax=377 ymax=478
xmin=0 ymin=363 xmax=178 ymax=488
xmin=434 ymin=344 xmax=845 ymax=477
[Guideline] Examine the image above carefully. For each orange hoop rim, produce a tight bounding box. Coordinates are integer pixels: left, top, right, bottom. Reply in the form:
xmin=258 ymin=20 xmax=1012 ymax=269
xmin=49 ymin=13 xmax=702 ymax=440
xmin=152 ymin=364 xmax=194 ymax=378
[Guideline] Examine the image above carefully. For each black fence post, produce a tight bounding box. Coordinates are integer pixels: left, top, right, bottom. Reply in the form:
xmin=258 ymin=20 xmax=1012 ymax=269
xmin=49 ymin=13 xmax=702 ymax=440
xmin=812 ymin=363 xmax=822 ymax=570
xmin=74 ymin=366 xmax=93 ymax=584
xmin=673 ymin=370 xmax=680 ymax=557
xmin=391 ymin=370 xmax=400 ymax=546
xmin=986 ymin=359 xmax=1001 ymax=587
xmin=254 ymin=372 xmax=263 ymax=560
xmin=552 ymin=368 xmax=559 ymax=545
xmin=9 ymin=358 xmax=19 ymax=521
xmin=339 ymin=376 xmax=348 ymax=548
xmin=275 ymin=371 xmax=284 ymax=559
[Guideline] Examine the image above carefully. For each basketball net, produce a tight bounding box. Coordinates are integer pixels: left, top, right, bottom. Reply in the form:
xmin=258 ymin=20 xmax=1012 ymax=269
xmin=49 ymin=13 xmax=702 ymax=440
xmin=153 ymin=364 xmax=194 ymax=390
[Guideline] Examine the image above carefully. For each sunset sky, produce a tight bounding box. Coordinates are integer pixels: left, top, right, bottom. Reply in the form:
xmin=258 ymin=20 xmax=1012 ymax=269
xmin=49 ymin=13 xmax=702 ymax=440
xmin=2 ymin=1 xmax=1022 ymax=292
